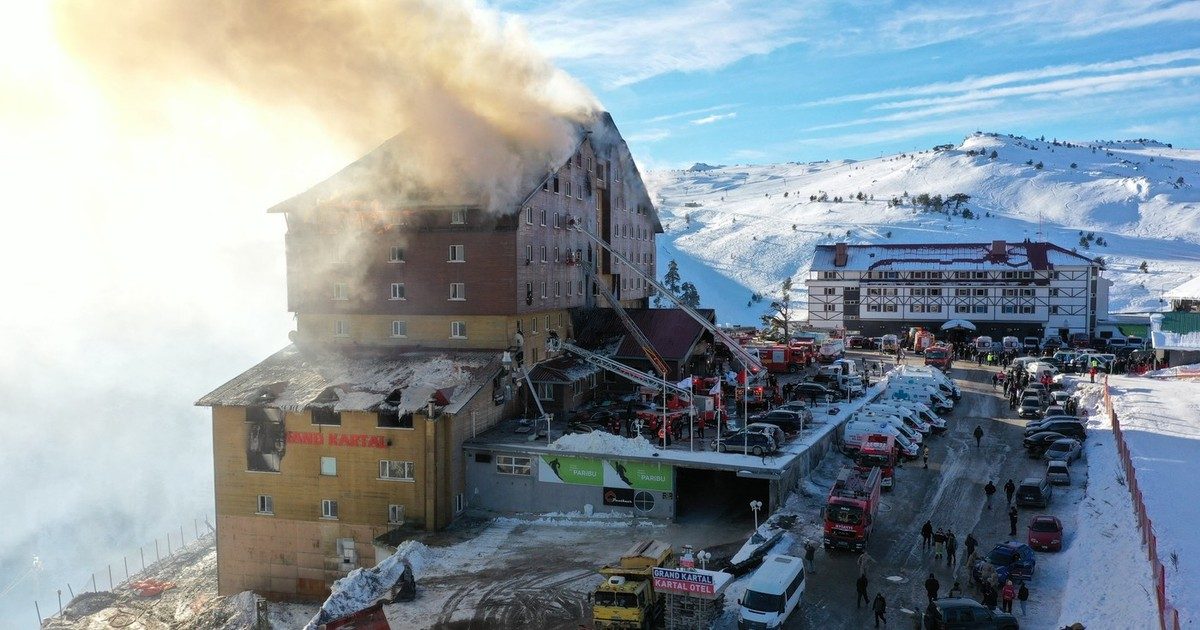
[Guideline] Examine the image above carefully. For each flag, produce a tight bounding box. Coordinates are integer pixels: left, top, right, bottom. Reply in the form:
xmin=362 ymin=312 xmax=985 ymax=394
xmin=708 ymin=379 xmax=721 ymax=396
xmin=676 ymin=376 xmax=693 ymax=390
xmin=737 ymin=370 xmax=747 ymax=385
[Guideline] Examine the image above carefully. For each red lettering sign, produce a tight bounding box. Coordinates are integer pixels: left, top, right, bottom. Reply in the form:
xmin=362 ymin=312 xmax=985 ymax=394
xmin=286 ymin=432 xmax=387 ymax=448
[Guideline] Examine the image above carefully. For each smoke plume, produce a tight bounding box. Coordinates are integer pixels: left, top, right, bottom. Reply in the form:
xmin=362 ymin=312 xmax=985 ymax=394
xmin=54 ymin=0 xmax=602 ymax=212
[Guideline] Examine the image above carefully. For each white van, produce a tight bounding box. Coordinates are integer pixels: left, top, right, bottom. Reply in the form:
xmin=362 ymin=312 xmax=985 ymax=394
xmin=893 ymin=366 xmax=960 ymax=399
xmin=843 ymin=420 xmax=919 ymax=458
xmin=851 ymin=410 xmax=923 ymax=444
xmin=739 ymin=554 xmax=805 ymax=630
xmin=887 ymin=382 xmax=953 ymax=412
xmin=862 ymin=403 xmax=932 ymax=435
xmin=889 ymin=400 xmax=947 ymax=432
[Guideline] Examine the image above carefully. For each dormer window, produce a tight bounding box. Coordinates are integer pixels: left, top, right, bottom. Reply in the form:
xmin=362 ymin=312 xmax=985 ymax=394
xmin=451 ymin=208 xmax=467 ymax=225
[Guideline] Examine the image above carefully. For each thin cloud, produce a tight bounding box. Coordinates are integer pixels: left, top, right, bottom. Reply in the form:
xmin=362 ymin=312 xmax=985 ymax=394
xmin=643 ymin=103 xmax=739 ymax=124
xmin=692 ymin=112 xmax=737 ymax=125
xmin=802 ymin=101 xmax=997 ymax=132
xmin=626 ymin=128 xmax=672 ymax=143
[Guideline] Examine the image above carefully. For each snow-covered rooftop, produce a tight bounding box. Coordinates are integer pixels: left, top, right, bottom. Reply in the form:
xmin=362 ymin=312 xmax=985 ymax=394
xmin=195 ymin=344 xmax=499 ymax=415
xmin=811 ymin=241 xmax=1094 ymax=272
xmin=1165 ymin=274 xmax=1200 ymax=301
xmin=1149 ymin=314 xmax=1200 ymax=350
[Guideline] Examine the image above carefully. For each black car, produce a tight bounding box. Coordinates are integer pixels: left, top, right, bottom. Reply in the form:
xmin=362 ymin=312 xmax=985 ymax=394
xmin=1015 ymin=475 xmax=1053 ymax=508
xmin=1024 ymin=431 xmax=1071 ymax=457
xmin=1017 ymin=396 xmax=1043 ymax=419
xmin=1042 ymin=338 xmax=1064 ymax=352
xmin=793 ymin=382 xmax=837 ymax=404
xmin=1024 ymin=419 xmax=1086 ymax=441
xmin=711 ymin=429 xmax=776 ymax=456
xmin=924 ymin=597 xmax=1019 ymax=629
xmin=748 ymin=409 xmax=806 ymax=433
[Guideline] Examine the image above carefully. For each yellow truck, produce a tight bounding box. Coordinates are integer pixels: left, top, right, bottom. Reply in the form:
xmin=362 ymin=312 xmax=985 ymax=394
xmin=592 ymin=540 xmax=675 ymax=629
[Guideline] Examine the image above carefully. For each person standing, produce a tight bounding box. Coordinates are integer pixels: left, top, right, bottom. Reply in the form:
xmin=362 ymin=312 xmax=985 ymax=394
xmin=921 ymin=520 xmax=933 ymax=549
xmin=803 ymin=540 xmax=817 ymax=574
xmin=948 ymin=581 xmax=963 ymax=598
xmin=857 ymin=551 xmax=875 ymax=576
xmin=857 ymin=573 xmax=870 ymax=608
xmin=984 ymin=480 xmax=997 ymax=510
xmin=1004 ymin=479 xmax=1016 ymax=506
xmin=973 ymin=425 xmax=984 ymax=447
xmin=933 ymin=528 xmax=946 ymax=560
xmin=922 ymin=446 xmax=931 ymax=469
xmin=924 ymin=573 xmax=940 ymax=602
xmin=873 ymin=593 xmax=887 ymax=627
xmin=964 ymin=549 xmax=980 ymax=591
xmin=1008 ymin=505 xmax=1019 ymax=536
xmin=1017 ymin=581 xmax=1029 ymax=615
xmin=991 ymin=372 xmax=999 ymax=389
xmin=964 ymin=533 xmax=977 ymax=559
xmin=1001 ymin=580 xmax=1016 ymax=613
xmin=946 ymin=530 xmax=958 ymax=568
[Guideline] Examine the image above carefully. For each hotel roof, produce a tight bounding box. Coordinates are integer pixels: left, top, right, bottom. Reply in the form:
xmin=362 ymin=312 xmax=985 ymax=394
xmin=811 ymin=241 xmax=1095 ymax=272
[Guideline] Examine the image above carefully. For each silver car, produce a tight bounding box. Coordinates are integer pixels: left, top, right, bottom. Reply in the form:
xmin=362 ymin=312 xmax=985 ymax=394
xmin=1046 ymin=460 xmax=1071 ymax=485
xmin=1043 ymin=438 xmax=1082 ymax=463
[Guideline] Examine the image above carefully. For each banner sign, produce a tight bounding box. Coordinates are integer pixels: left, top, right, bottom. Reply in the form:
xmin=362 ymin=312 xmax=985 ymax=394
xmin=286 ymin=431 xmax=387 ymax=449
xmin=602 ymin=487 xmax=635 ymax=507
xmin=604 ymin=460 xmax=674 ymax=491
xmin=652 ymin=567 xmax=718 ymax=598
xmin=538 ymin=455 xmax=603 ymax=486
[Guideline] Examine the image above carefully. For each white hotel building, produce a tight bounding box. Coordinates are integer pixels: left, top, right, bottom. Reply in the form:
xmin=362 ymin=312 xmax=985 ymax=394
xmin=805 ymin=240 xmax=1110 ymax=340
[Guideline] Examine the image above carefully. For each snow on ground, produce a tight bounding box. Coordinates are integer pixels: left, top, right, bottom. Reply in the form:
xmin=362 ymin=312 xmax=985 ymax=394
xmin=1054 ymin=380 xmax=1160 ymax=628
xmin=1102 ymin=375 xmax=1200 ymax=626
xmin=648 ymin=133 xmax=1200 ymax=324
xmin=550 ymin=429 xmax=658 ymax=456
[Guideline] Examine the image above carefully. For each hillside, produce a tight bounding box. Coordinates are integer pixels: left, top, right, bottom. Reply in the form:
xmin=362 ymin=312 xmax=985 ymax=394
xmin=648 ymin=133 xmax=1200 ymax=326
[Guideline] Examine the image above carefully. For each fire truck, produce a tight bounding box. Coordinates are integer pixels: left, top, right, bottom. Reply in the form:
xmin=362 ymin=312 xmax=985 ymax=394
xmin=823 ymin=466 xmax=883 ymax=552
xmin=854 ymin=434 xmax=897 ymax=490
xmin=752 ymin=344 xmax=813 ymax=374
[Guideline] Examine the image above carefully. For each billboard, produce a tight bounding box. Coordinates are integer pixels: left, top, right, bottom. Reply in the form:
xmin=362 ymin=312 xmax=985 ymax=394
xmin=602 ymin=487 xmax=635 ymax=507
xmin=652 ymin=567 xmax=721 ymax=598
xmin=538 ymin=455 xmax=603 ymax=486
xmin=604 ymin=460 xmax=674 ymax=491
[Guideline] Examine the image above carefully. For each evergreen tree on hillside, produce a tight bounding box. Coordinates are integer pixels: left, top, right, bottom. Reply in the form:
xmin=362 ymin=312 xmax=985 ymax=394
xmin=664 ymin=260 xmax=681 ymax=295
xmin=760 ymin=278 xmax=796 ymax=341
xmin=679 ymin=282 xmax=701 ymax=308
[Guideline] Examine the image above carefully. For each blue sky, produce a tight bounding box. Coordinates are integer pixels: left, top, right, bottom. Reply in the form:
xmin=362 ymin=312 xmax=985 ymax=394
xmin=502 ymin=0 xmax=1200 ymax=167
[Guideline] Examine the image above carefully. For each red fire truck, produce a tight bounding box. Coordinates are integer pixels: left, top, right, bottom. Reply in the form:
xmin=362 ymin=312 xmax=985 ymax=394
xmin=752 ymin=344 xmax=813 ymax=374
xmin=854 ymin=434 xmax=897 ymax=491
xmin=823 ymin=466 xmax=883 ymax=552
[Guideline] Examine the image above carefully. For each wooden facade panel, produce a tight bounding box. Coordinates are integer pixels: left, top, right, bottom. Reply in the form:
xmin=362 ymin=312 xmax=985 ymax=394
xmin=297 ymin=309 xmax=573 ymax=350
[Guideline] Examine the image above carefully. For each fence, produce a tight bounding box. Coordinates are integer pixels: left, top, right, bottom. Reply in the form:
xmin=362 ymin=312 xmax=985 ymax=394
xmin=34 ymin=514 xmax=215 ymax=625
xmin=1102 ymin=377 xmax=1182 ymax=630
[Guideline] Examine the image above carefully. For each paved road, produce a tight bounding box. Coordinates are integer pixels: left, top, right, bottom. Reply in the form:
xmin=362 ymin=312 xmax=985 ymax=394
xmin=789 ymin=355 xmax=1059 ymax=628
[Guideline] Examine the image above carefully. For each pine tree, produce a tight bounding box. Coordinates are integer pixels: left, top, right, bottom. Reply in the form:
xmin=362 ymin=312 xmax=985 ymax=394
xmin=679 ymin=282 xmax=701 ymax=308
xmin=760 ymin=278 xmax=795 ymax=341
xmin=664 ymin=260 xmax=682 ymax=296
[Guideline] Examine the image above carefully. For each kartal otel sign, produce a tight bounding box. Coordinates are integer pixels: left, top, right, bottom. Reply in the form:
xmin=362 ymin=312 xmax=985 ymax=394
xmin=651 ymin=567 xmax=719 ymax=598
xmin=286 ymin=431 xmax=388 ymax=448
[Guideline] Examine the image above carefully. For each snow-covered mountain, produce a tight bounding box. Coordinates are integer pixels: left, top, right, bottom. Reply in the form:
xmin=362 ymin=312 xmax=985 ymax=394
xmin=648 ymin=132 xmax=1200 ymax=325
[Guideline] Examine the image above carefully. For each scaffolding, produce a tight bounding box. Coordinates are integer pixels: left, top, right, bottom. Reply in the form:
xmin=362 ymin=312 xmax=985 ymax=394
xmin=663 ymin=591 xmax=726 ymax=629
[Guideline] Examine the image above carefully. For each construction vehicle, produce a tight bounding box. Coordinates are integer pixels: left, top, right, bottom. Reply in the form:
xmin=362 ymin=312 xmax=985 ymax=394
xmin=822 ymin=466 xmax=882 ymax=552
xmin=593 ymin=540 xmax=675 ymax=629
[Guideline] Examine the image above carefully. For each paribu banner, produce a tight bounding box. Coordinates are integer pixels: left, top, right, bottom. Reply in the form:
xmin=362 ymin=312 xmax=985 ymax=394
xmin=603 ymin=460 xmax=674 ymax=492
xmin=538 ymin=455 xmax=603 ymax=486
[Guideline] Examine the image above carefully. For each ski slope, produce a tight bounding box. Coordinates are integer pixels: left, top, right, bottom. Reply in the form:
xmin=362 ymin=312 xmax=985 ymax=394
xmin=648 ymin=133 xmax=1200 ymax=325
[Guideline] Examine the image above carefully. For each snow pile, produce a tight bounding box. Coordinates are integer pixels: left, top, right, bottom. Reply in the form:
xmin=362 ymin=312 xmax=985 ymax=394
xmin=496 ymin=512 xmax=661 ymax=529
xmin=305 ymin=540 xmax=429 ymax=629
xmin=549 ymin=430 xmax=658 ymax=456
xmin=1144 ymin=362 xmax=1200 ymax=379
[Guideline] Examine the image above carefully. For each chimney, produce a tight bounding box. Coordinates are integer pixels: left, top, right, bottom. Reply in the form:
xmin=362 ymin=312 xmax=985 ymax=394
xmin=834 ymin=242 xmax=848 ymax=267
xmin=990 ymin=240 xmax=1007 ymax=261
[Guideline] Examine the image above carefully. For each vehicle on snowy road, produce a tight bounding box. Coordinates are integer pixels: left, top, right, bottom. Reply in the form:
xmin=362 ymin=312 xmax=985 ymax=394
xmin=1028 ymin=515 xmax=1065 ymax=552
xmin=1046 ymin=460 xmax=1071 ymax=486
xmin=1018 ymin=396 xmax=1044 ymax=419
xmin=923 ymin=597 xmax=1020 ymax=629
xmin=1023 ymin=432 xmax=1070 ymax=458
xmin=712 ymin=429 xmax=777 ymax=456
xmin=1015 ymin=477 xmax=1053 ymax=508
xmin=1023 ymin=420 xmax=1086 ymax=441
xmin=972 ymin=541 xmax=1036 ymax=585
xmin=738 ymin=554 xmax=805 ymax=630
xmin=1042 ymin=438 xmax=1082 ymax=463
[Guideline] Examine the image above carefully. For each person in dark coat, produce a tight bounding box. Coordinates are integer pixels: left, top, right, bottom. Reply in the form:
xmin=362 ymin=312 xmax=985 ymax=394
xmin=973 ymin=425 xmax=984 ymax=447
xmin=1008 ymin=505 xmax=1019 ymax=536
xmin=984 ymin=480 xmax=997 ymax=510
xmin=1004 ymin=479 xmax=1016 ymax=505
xmin=982 ymin=583 xmax=998 ymax=610
xmin=1017 ymin=581 xmax=1029 ymax=615
xmin=965 ymin=532 xmax=978 ymax=558
xmin=946 ymin=530 xmax=958 ymax=567
xmin=921 ymin=520 xmax=933 ymax=549
xmin=873 ymin=593 xmax=887 ymax=627
xmin=857 ymin=573 xmax=870 ymax=608
xmin=924 ymin=573 xmax=940 ymax=602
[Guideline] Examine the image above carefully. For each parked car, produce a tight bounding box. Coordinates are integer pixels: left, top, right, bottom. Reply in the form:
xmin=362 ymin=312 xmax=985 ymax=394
xmin=1125 ymin=336 xmax=1145 ymax=350
xmin=1023 ymin=383 xmax=1050 ymax=405
xmin=1046 ymin=460 xmax=1071 ymax=485
xmin=1023 ymin=336 xmax=1042 ymax=353
xmin=972 ymin=541 xmax=1037 ymax=585
xmin=1018 ymin=396 xmax=1044 ymax=419
xmin=1024 ymin=420 xmax=1086 ymax=441
xmin=1025 ymin=414 xmax=1082 ymax=430
xmin=1015 ymin=476 xmax=1053 ymax=508
xmin=745 ymin=423 xmax=787 ymax=449
xmin=712 ymin=429 xmax=776 ymax=456
xmin=774 ymin=401 xmax=816 ymax=426
xmin=1042 ymin=337 xmax=1064 ymax=352
xmin=1042 ymin=438 xmax=1082 ymax=463
xmin=1023 ymin=431 xmax=1070 ymax=457
xmin=792 ymin=382 xmax=838 ymax=404
xmin=1051 ymin=391 xmax=1072 ymax=408
xmin=1043 ymin=405 xmax=1067 ymax=417
xmin=923 ymin=597 xmax=1020 ymax=629
xmin=848 ymin=335 xmax=867 ymax=349
xmin=1027 ymin=515 xmax=1065 ymax=552
xmin=749 ymin=410 xmax=806 ymax=434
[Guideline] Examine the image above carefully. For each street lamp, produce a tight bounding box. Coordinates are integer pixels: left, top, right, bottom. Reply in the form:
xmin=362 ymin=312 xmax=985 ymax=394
xmin=749 ymin=500 xmax=763 ymax=531
xmin=696 ymin=550 xmax=712 ymax=570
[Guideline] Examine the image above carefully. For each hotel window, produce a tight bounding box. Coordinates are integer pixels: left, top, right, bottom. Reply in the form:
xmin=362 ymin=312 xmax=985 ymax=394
xmin=390 ymin=283 xmax=406 ymax=300
xmin=867 ymin=305 xmax=881 ymax=312
xmin=391 ymin=320 xmax=407 ymax=338
xmin=973 ymin=272 xmax=987 ymax=279
xmin=540 ymin=209 xmax=547 ymax=225
xmin=955 ymin=272 xmax=970 ymax=280
xmin=824 ymin=287 xmax=836 ymax=295
xmin=912 ymin=288 xmax=926 ymax=296
xmin=929 ymin=272 xmax=943 ymax=279
xmin=1050 ymin=306 xmax=1061 ymax=315
xmin=554 ymin=246 xmax=560 ymax=262
xmin=448 ymin=245 xmax=465 ymax=262
xmin=565 ymin=181 xmax=572 ymax=197
xmin=955 ymin=304 xmax=971 ymax=313
xmin=555 ymin=281 xmax=561 ymax=297
xmin=973 ymin=304 xmax=988 ymax=314
xmin=451 ymin=208 xmax=466 ymax=225
xmin=379 ymin=460 xmax=415 ymax=481
xmin=333 ymin=320 xmax=349 ymax=337
xmin=974 ymin=288 xmax=987 ymax=297
xmin=567 ymin=281 xmax=574 ymax=297
xmin=928 ymin=288 xmax=942 ymax=296
xmin=1050 ymin=288 xmax=1060 ymax=297
xmin=883 ymin=304 xmax=897 ymax=313
xmin=928 ymin=304 xmax=943 ymax=313
xmin=910 ymin=304 xmax=925 ymax=313
xmin=586 ymin=157 xmax=592 ymax=171
xmin=575 ymin=153 xmax=582 ymax=168
xmin=320 ymin=457 xmax=337 ymax=476
xmin=545 ymin=315 xmax=551 ymax=330
xmin=388 ymin=246 xmax=405 ymax=263
xmin=541 ymin=282 xmax=548 ymax=298
xmin=1003 ymin=271 xmax=1016 ymax=279
xmin=1003 ymin=289 xmax=1018 ymax=297
xmin=868 ymin=288 xmax=881 ymax=296
xmin=257 ymin=495 xmax=273 ymax=515
xmin=912 ymin=272 xmax=927 ymax=279
xmin=332 ymin=283 xmax=348 ymax=301
xmin=321 ymin=499 xmax=338 ymax=520
xmin=536 ymin=383 xmax=554 ymax=400
xmin=540 ymin=246 xmax=547 ymax=262
xmin=451 ymin=321 xmax=467 ymax=338
xmin=955 ymin=288 xmax=971 ymax=297
xmin=526 ymin=206 xmax=533 ymax=224
xmin=1020 ymin=288 xmax=1034 ymax=297
xmin=455 ymin=493 xmax=465 ymax=514
xmin=525 ymin=245 xmax=533 ymax=264
xmin=578 ymin=280 xmax=584 ymax=294
xmin=1020 ymin=305 xmax=1035 ymax=314
xmin=531 ymin=317 xmax=537 ymax=334
xmin=449 ymin=283 xmax=465 ymax=300
xmin=388 ymin=504 xmax=405 ymax=525
xmin=555 ymin=212 xmax=562 ymax=228
xmin=552 ymin=175 xmax=560 ymax=194
xmin=1002 ymin=305 xmax=1017 ymax=314
xmin=496 ymin=455 xmax=532 ymax=475
xmin=1020 ymin=271 xmax=1033 ymax=279
xmin=824 ymin=304 xmax=835 ymax=311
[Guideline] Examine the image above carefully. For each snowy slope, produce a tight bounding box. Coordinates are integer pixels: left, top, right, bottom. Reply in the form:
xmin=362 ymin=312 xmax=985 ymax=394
xmin=649 ymin=133 xmax=1200 ymax=325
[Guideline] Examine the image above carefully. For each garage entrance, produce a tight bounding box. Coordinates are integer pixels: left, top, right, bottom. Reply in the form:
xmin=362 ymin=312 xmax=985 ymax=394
xmin=674 ymin=466 xmax=770 ymax=524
